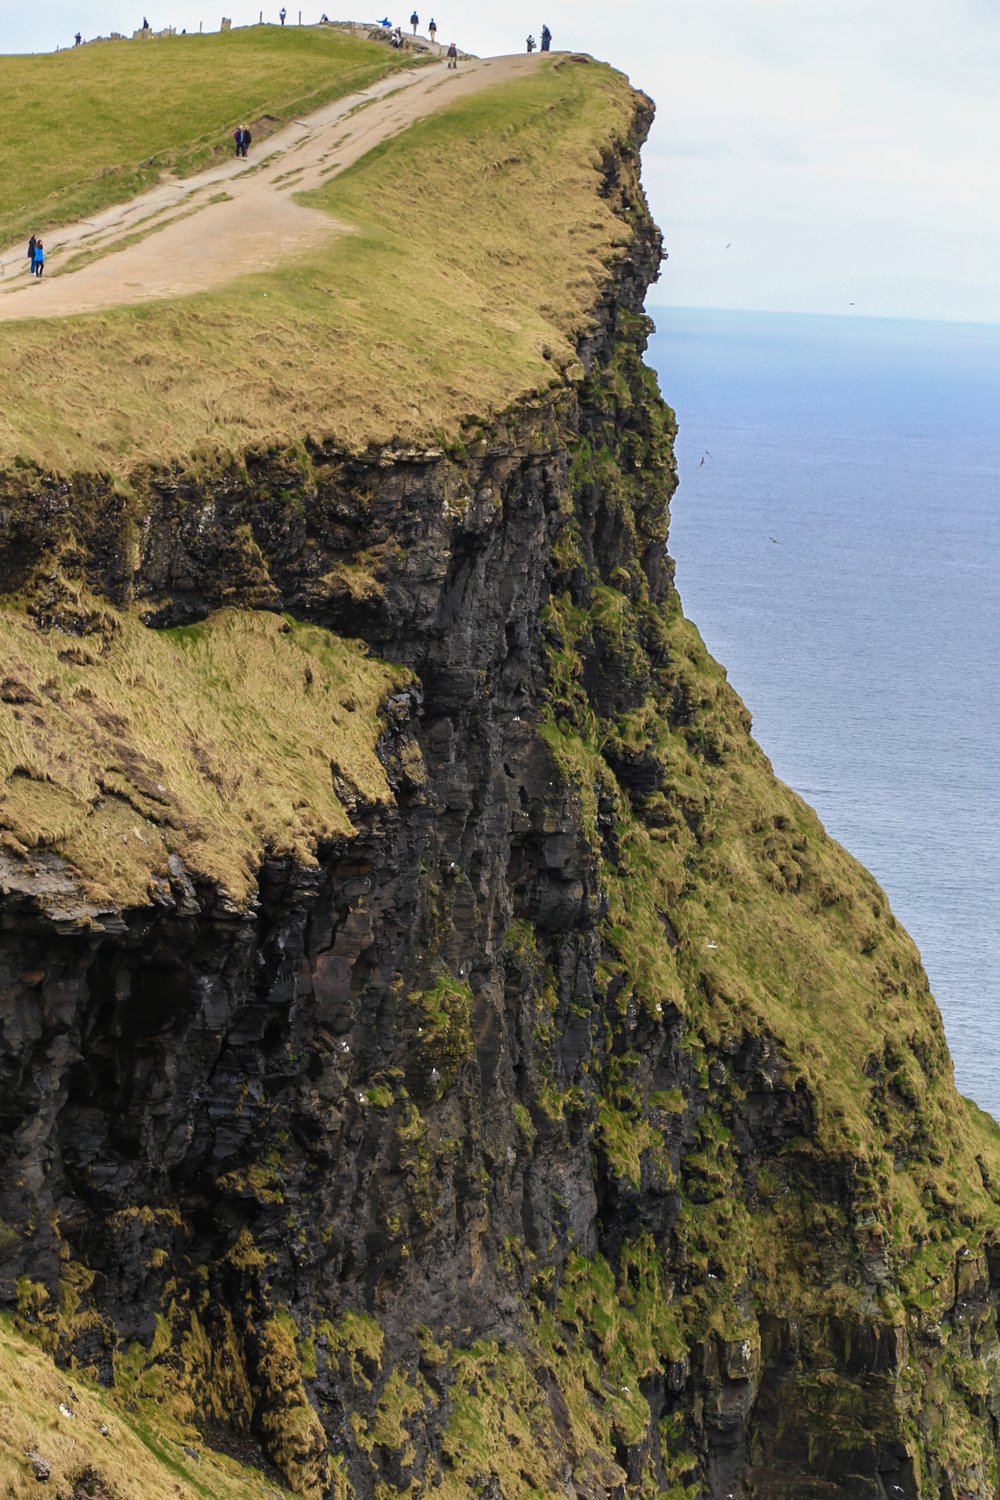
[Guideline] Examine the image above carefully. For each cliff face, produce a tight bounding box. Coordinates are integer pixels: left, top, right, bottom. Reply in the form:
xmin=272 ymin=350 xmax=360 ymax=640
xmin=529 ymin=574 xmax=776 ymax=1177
xmin=3 ymin=114 xmax=1000 ymax=1500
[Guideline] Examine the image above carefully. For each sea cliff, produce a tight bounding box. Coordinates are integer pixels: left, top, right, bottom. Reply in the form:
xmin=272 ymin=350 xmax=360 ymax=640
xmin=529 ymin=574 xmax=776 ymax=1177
xmin=1 ymin=45 xmax=1000 ymax=1500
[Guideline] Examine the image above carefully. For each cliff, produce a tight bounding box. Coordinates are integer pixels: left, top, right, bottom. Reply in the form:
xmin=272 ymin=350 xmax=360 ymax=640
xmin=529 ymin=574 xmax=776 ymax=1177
xmin=1 ymin=36 xmax=1000 ymax=1500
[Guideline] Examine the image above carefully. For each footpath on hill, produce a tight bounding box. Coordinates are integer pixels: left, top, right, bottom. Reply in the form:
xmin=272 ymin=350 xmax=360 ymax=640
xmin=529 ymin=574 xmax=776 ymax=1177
xmin=0 ymin=52 xmax=537 ymax=321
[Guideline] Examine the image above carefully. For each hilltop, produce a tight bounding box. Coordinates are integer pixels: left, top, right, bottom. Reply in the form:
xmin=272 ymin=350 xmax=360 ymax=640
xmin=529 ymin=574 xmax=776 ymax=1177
xmin=0 ymin=27 xmax=637 ymax=472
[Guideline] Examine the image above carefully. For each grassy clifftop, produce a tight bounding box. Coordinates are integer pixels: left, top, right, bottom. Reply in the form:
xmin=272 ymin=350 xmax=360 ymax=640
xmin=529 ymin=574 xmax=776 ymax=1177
xmin=0 ymin=26 xmax=415 ymax=248
xmin=0 ymin=34 xmax=640 ymax=474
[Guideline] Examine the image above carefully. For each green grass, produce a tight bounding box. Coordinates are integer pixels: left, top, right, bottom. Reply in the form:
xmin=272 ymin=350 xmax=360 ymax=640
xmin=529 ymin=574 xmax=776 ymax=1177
xmin=0 ymin=50 xmax=638 ymax=474
xmin=0 ymin=599 xmax=409 ymax=908
xmin=0 ymin=26 xmax=413 ymax=249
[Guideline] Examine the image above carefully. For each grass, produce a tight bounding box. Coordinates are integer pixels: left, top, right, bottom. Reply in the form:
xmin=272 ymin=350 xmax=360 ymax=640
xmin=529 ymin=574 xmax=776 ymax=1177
xmin=0 ymin=26 xmax=414 ymax=250
xmin=0 ymin=1313 xmax=295 ymax=1500
xmin=0 ymin=599 xmax=409 ymax=908
xmin=0 ymin=50 xmax=639 ymax=473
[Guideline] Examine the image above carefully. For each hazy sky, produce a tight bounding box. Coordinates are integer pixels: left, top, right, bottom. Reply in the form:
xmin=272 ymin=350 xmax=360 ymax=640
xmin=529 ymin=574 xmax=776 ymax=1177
xmin=6 ymin=1 xmax=1000 ymax=322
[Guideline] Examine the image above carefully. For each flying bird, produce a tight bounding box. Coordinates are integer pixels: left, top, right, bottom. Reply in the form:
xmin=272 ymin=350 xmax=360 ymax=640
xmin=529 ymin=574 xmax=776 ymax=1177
xmin=769 ymin=536 xmax=781 ymax=545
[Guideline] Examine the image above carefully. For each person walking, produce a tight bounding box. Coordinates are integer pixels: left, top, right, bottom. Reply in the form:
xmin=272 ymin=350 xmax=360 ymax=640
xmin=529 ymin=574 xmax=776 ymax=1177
xmin=428 ymin=16 xmax=436 ymax=44
xmin=32 ymin=240 xmax=44 ymax=277
xmin=540 ymin=22 xmax=551 ymax=49
xmin=410 ymin=9 xmax=418 ymax=32
xmin=446 ymin=39 xmax=457 ymax=67
xmin=27 ymin=235 xmax=37 ymax=271
xmin=233 ymin=125 xmax=244 ymax=156
xmin=279 ymin=5 xmax=286 ymax=21
xmin=526 ymin=33 xmax=535 ymax=51
xmin=241 ymin=125 xmax=251 ymax=156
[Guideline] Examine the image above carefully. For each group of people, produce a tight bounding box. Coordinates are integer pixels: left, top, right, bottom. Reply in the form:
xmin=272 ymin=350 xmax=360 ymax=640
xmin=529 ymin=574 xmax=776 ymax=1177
xmin=526 ymin=24 xmax=551 ymax=51
xmin=26 ymin=235 xmax=44 ymax=277
xmin=232 ymin=124 xmax=253 ymax=157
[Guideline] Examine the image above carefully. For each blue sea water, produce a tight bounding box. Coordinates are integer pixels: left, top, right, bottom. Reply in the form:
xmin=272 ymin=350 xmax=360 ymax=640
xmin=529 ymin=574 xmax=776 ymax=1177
xmin=646 ymin=307 xmax=1000 ymax=1119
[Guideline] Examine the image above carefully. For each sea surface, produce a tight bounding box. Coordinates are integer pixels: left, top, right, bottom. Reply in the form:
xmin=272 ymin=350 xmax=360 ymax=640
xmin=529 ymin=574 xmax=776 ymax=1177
xmin=646 ymin=307 xmax=1000 ymax=1119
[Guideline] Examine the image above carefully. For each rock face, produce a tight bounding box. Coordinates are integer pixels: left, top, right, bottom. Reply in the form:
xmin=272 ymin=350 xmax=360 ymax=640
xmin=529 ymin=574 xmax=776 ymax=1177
xmin=2 ymin=108 xmax=1000 ymax=1500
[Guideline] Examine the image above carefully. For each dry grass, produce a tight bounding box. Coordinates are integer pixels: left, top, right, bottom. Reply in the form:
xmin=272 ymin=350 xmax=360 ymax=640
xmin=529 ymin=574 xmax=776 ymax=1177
xmin=0 ymin=1314 xmax=294 ymax=1500
xmin=0 ymin=601 xmax=409 ymax=908
xmin=0 ymin=55 xmax=638 ymax=474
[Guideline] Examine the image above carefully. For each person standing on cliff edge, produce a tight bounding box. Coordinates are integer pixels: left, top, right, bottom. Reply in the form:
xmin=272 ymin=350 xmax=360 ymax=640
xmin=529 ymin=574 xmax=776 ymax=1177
xmin=540 ymin=23 xmax=551 ymax=49
xmin=428 ymin=16 xmax=436 ymax=44
xmin=526 ymin=33 xmax=535 ymax=51
xmin=410 ymin=9 xmax=418 ymax=32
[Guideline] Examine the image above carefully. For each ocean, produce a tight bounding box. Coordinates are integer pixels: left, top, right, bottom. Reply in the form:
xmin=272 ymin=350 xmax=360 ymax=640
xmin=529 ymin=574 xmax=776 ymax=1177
xmin=646 ymin=307 xmax=1000 ymax=1119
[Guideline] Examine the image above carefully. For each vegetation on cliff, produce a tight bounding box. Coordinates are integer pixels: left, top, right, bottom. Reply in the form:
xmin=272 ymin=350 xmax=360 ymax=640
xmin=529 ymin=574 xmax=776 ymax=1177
xmin=1 ymin=23 xmax=1000 ymax=1500
xmin=0 ymin=1311 xmax=295 ymax=1498
xmin=0 ymin=602 xmax=407 ymax=907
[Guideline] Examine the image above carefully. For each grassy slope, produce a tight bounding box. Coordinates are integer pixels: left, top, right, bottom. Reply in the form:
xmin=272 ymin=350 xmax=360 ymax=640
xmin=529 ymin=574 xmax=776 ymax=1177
xmin=0 ymin=52 xmax=635 ymax=473
xmin=0 ymin=602 xmax=408 ymax=907
xmin=0 ymin=1312 xmax=296 ymax=1500
xmin=0 ymin=26 xmax=414 ymax=249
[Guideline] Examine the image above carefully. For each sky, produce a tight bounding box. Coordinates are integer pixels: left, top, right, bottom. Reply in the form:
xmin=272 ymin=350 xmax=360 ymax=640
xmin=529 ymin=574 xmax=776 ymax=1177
xmin=5 ymin=0 xmax=1000 ymax=323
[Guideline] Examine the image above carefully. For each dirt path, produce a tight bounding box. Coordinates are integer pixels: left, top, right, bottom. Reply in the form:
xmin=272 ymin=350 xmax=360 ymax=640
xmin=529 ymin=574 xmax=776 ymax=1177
xmin=0 ymin=52 xmax=538 ymax=322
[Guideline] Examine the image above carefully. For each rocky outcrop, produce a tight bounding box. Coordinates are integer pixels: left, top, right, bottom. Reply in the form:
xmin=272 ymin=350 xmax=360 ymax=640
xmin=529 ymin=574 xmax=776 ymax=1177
xmin=2 ymin=103 xmax=1000 ymax=1500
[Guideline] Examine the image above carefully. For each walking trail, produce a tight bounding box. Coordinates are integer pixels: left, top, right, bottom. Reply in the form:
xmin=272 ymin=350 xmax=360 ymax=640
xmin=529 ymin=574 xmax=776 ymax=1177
xmin=0 ymin=51 xmax=538 ymax=322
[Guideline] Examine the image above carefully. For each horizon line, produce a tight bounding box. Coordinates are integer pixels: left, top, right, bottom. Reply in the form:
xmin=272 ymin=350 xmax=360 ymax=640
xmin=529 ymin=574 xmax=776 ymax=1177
xmin=644 ymin=301 xmax=1000 ymax=332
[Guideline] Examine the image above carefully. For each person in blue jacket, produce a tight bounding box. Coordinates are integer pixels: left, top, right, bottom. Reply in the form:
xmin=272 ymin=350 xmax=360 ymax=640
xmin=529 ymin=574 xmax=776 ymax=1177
xmin=32 ymin=240 xmax=44 ymax=276
xmin=540 ymin=23 xmax=551 ymax=49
